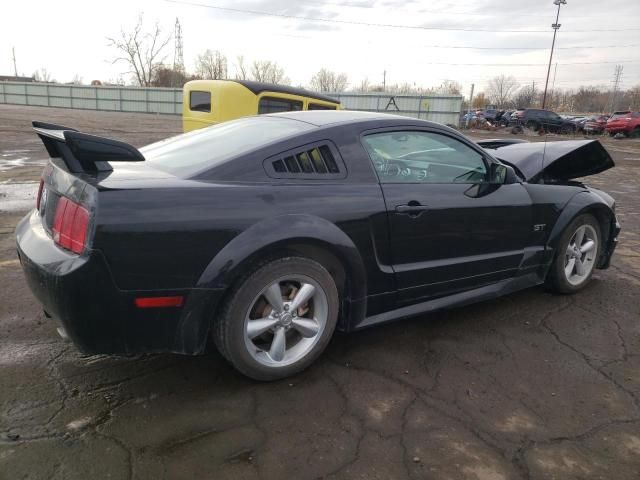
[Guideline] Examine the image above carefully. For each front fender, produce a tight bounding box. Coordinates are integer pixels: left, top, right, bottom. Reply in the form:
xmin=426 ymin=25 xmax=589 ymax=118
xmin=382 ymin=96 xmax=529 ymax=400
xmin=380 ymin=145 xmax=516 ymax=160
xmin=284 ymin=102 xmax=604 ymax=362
xmin=546 ymin=190 xmax=616 ymax=265
xmin=196 ymin=214 xmax=368 ymax=302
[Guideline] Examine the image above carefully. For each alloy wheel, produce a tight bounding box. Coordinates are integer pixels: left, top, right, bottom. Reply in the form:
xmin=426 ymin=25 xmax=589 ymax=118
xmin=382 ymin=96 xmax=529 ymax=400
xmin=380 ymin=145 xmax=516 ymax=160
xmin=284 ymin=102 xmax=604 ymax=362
xmin=243 ymin=275 xmax=328 ymax=367
xmin=564 ymin=224 xmax=598 ymax=286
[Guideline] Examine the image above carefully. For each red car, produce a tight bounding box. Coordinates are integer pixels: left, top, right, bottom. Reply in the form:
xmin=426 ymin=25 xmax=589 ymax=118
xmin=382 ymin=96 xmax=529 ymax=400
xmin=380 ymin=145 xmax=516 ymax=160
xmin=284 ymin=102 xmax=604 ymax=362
xmin=583 ymin=115 xmax=609 ymax=134
xmin=606 ymin=111 xmax=640 ymax=137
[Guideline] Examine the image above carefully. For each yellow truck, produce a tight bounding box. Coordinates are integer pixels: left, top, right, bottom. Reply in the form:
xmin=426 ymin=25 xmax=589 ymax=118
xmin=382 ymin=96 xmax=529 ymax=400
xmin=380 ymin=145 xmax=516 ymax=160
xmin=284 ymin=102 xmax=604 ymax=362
xmin=183 ymin=79 xmax=341 ymax=132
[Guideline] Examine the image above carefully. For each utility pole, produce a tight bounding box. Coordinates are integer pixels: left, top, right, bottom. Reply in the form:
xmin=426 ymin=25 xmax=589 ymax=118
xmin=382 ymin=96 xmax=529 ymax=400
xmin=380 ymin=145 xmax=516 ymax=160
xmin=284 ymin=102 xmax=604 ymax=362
xmin=173 ymin=18 xmax=185 ymax=87
xmin=466 ymin=83 xmax=475 ymax=128
xmin=609 ymin=65 xmax=623 ymax=113
xmin=542 ymin=0 xmax=566 ymax=109
xmin=12 ymin=47 xmax=18 ymax=77
xmin=382 ymin=70 xmax=386 ymax=92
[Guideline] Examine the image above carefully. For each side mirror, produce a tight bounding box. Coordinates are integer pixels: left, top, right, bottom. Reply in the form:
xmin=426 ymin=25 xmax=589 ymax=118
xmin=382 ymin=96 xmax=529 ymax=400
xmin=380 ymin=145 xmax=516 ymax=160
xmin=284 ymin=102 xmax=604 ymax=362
xmin=489 ymin=163 xmax=518 ymax=184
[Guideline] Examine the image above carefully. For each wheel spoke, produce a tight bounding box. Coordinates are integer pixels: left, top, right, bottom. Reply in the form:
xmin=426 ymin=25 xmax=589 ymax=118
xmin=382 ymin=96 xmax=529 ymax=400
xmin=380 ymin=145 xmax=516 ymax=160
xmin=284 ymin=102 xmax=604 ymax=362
xmin=565 ymin=258 xmax=576 ymax=278
xmin=289 ymin=283 xmax=316 ymax=312
xmin=269 ymin=326 xmax=286 ymax=361
xmin=580 ymin=240 xmax=595 ymax=254
xmin=574 ymin=226 xmax=586 ymax=247
xmin=575 ymin=257 xmax=586 ymax=276
xmin=263 ymin=282 xmax=284 ymax=313
xmin=291 ymin=317 xmax=320 ymax=338
xmin=566 ymin=244 xmax=575 ymax=258
xmin=247 ymin=317 xmax=279 ymax=339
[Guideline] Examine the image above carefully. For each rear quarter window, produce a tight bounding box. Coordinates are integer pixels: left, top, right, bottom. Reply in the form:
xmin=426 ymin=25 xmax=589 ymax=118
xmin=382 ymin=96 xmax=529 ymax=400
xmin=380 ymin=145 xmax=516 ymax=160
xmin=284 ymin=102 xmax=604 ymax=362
xmin=189 ymin=91 xmax=211 ymax=112
xmin=141 ymin=116 xmax=314 ymax=177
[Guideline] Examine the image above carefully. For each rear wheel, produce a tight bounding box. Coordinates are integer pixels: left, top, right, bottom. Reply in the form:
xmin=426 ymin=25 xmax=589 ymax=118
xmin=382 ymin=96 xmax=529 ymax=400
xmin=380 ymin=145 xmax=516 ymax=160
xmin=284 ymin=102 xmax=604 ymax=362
xmin=548 ymin=214 xmax=601 ymax=294
xmin=213 ymin=257 xmax=339 ymax=381
xmin=526 ymin=120 xmax=539 ymax=131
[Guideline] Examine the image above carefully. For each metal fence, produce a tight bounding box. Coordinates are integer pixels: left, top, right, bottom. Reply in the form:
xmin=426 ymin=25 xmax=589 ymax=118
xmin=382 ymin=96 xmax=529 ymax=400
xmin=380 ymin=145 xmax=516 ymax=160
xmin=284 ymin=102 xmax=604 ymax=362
xmin=0 ymin=81 xmax=463 ymax=124
xmin=331 ymin=93 xmax=462 ymax=125
xmin=0 ymin=82 xmax=182 ymax=115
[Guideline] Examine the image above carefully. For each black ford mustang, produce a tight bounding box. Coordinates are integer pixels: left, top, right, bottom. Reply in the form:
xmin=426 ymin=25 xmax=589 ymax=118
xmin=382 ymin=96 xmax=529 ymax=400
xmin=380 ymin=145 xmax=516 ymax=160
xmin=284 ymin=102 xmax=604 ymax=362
xmin=16 ymin=111 xmax=619 ymax=380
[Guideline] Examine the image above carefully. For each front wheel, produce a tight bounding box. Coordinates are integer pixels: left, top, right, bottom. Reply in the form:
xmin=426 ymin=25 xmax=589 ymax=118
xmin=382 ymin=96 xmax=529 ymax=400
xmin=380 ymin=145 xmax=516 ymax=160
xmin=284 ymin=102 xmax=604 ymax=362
xmin=213 ymin=257 xmax=339 ymax=381
xmin=547 ymin=214 xmax=601 ymax=294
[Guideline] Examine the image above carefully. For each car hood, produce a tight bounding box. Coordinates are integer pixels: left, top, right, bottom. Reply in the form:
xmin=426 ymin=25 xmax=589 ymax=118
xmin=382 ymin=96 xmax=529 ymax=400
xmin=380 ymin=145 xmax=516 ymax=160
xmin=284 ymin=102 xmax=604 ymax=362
xmin=480 ymin=139 xmax=614 ymax=182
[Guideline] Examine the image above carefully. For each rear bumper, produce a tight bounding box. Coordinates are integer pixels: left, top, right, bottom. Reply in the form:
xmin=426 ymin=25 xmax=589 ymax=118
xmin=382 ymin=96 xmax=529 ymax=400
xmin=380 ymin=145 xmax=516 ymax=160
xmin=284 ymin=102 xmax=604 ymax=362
xmin=16 ymin=211 xmax=223 ymax=355
xmin=605 ymin=124 xmax=631 ymax=134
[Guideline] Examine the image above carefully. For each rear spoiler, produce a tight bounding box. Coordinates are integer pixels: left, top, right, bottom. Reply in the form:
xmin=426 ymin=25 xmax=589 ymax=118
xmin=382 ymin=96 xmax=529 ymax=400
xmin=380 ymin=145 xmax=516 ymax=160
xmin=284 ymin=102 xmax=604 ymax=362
xmin=32 ymin=121 xmax=145 ymax=173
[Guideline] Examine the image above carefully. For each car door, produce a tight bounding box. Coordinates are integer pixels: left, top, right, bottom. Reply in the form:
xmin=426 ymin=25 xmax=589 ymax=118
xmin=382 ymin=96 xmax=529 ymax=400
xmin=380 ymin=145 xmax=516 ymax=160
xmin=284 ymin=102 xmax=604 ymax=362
xmin=362 ymin=128 xmax=532 ymax=305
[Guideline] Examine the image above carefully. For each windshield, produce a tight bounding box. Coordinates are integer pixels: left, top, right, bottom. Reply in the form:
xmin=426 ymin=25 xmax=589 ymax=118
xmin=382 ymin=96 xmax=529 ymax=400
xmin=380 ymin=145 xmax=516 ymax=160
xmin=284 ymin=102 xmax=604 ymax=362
xmin=610 ymin=112 xmax=630 ymax=120
xmin=141 ymin=116 xmax=315 ymax=176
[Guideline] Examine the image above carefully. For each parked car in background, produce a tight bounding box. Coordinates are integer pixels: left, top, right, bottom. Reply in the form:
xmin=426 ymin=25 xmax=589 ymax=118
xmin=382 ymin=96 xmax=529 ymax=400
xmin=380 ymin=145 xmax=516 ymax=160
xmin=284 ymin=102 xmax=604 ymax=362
xmin=583 ymin=115 xmax=610 ymax=135
xmin=498 ymin=110 xmax=514 ymax=126
xmin=568 ymin=116 xmax=589 ymax=132
xmin=606 ymin=111 xmax=640 ymax=137
xmin=182 ymin=79 xmax=341 ymax=132
xmin=482 ymin=108 xmax=499 ymax=121
xmin=510 ymin=109 xmax=576 ymax=133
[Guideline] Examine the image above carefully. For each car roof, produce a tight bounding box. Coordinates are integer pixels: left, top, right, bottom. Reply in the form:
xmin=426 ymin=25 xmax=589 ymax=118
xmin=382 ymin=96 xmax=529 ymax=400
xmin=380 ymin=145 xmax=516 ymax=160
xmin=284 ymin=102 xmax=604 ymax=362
xmin=232 ymin=80 xmax=340 ymax=104
xmin=267 ymin=110 xmax=440 ymax=128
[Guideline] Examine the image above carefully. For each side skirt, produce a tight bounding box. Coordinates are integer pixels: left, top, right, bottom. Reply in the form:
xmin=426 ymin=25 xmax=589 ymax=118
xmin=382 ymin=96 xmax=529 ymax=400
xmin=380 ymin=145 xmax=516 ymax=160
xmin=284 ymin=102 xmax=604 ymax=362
xmin=354 ymin=272 xmax=544 ymax=330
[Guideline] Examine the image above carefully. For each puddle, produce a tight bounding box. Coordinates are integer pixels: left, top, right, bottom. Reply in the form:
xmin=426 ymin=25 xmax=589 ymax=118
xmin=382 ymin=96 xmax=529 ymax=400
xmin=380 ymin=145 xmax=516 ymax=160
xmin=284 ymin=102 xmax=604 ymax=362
xmin=0 ymin=149 xmax=47 ymax=171
xmin=0 ymin=182 xmax=38 ymax=212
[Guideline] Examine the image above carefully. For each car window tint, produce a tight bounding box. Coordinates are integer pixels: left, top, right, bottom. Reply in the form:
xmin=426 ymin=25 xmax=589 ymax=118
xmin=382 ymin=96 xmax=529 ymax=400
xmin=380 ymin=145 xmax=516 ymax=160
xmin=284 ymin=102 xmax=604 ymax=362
xmin=258 ymin=97 xmax=303 ymax=114
xmin=189 ymin=91 xmax=211 ymax=112
xmin=362 ymin=131 xmax=487 ymax=184
xmin=142 ymin=116 xmax=314 ymax=177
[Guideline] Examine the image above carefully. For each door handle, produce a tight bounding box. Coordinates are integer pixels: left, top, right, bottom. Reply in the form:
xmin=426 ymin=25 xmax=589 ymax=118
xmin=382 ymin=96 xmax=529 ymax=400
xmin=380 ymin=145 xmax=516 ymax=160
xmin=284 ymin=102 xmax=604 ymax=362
xmin=395 ymin=203 xmax=428 ymax=216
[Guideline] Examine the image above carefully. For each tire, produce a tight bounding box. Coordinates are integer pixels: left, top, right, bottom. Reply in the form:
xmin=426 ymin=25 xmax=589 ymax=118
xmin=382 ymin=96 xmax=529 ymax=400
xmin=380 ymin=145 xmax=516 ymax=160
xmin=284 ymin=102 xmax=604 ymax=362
xmin=526 ymin=120 xmax=538 ymax=131
xmin=213 ymin=257 xmax=339 ymax=381
xmin=547 ymin=214 xmax=601 ymax=294
xmin=633 ymin=127 xmax=640 ymax=138
xmin=560 ymin=125 xmax=575 ymax=135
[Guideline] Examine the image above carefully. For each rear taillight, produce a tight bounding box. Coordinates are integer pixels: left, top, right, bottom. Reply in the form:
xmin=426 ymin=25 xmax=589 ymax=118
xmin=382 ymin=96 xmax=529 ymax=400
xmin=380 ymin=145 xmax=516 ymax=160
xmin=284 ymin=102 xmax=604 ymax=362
xmin=52 ymin=197 xmax=90 ymax=254
xmin=36 ymin=180 xmax=44 ymax=210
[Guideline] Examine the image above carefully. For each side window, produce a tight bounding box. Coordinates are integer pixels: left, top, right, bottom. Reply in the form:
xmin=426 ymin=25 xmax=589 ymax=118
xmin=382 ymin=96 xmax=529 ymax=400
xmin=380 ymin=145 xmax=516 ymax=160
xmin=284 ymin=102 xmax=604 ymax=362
xmin=189 ymin=91 xmax=211 ymax=112
xmin=258 ymin=97 xmax=303 ymax=114
xmin=308 ymin=103 xmax=337 ymax=110
xmin=362 ymin=131 xmax=487 ymax=184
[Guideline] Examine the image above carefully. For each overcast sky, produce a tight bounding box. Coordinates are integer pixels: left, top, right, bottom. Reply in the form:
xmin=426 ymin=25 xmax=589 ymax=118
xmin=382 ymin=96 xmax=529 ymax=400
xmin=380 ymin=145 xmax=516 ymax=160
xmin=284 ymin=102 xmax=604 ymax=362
xmin=2 ymin=0 xmax=639 ymax=95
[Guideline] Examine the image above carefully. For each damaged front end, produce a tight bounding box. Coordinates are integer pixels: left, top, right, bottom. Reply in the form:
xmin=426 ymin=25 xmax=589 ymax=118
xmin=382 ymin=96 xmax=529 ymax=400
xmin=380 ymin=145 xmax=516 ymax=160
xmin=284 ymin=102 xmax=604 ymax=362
xmin=478 ymin=139 xmax=615 ymax=183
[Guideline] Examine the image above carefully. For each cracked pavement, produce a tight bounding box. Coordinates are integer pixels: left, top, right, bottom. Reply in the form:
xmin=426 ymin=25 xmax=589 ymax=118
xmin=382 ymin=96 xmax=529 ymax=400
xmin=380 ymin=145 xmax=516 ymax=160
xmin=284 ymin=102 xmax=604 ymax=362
xmin=1 ymin=106 xmax=639 ymax=479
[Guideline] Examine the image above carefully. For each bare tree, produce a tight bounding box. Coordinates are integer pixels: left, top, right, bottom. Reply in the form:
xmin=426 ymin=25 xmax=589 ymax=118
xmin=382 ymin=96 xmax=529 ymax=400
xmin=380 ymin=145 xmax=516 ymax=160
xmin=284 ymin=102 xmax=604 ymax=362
xmin=513 ymin=84 xmax=537 ymax=109
xmin=436 ymin=79 xmax=462 ymax=95
xmin=107 ymin=15 xmax=171 ymax=87
xmin=472 ymin=92 xmax=487 ymax=109
xmin=486 ymin=75 xmax=519 ymax=108
xmin=234 ymin=55 xmax=248 ymax=80
xmin=33 ymin=68 xmax=53 ymax=83
xmin=355 ymin=77 xmax=370 ymax=93
xmin=250 ymin=60 xmax=289 ymax=84
xmin=195 ymin=50 xmax=228 ymax=80
xmin=71 ymin=74 xmax=83 ymax=85
xmin=309 ymin=68 xmax=348 ymax=92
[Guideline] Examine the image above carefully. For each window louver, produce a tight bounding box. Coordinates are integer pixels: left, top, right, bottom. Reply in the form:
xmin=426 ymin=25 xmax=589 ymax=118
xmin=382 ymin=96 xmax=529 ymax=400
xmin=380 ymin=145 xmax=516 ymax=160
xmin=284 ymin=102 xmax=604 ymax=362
xmin=270 ymin=146 xmax=341 ymax=176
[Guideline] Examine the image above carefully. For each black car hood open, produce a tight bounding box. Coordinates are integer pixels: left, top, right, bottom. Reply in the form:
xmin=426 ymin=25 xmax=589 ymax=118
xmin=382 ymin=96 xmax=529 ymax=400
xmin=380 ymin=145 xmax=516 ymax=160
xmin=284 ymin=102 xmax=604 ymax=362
xmin=479 ymin=139 xmax=614 ymax=182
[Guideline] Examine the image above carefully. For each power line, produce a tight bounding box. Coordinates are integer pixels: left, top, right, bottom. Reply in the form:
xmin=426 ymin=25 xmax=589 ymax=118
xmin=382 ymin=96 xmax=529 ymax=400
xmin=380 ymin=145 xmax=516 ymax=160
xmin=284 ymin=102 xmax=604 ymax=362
xmin=296 ymin=0 xmax=638 ymax=19
xmin=163 ymin=0 xmax=640 ymax=33
xmin=417 ymin=60 xmax=638 ymax=66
